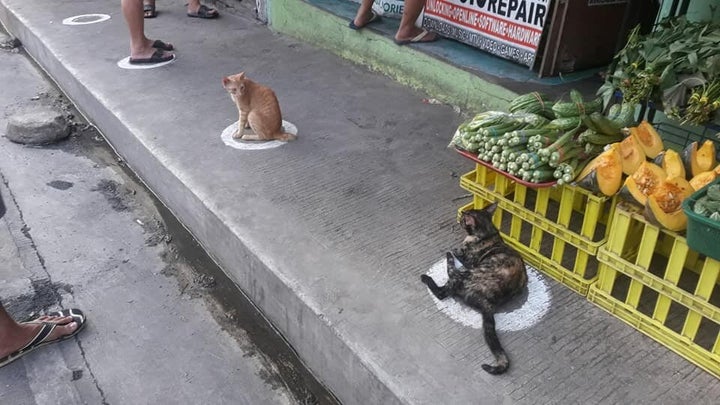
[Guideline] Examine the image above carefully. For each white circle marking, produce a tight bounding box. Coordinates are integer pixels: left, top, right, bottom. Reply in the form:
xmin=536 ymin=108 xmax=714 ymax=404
xmin=425 ymin=258 xmax=551 ymax=331
xmin=62 ymin=14 xmax=111 ymax=26
xmin=220 ymin=121 xmax=297 ymax=150
xmin=117 ymin=55 xmax=176 ymax=70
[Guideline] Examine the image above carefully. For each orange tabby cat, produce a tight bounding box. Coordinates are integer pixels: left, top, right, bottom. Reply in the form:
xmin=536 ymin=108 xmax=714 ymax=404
xmin=222 ymin=72 xmax=297 ymax=142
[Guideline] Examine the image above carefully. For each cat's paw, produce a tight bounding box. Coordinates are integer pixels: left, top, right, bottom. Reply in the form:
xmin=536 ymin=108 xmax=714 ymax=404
xmin=446 ymin=251 xmax=456 ymax=262
xmin=232 ymin=130 xmax=243 ymax=139
xmin=420 ymin=274 xmax=434 ymax=286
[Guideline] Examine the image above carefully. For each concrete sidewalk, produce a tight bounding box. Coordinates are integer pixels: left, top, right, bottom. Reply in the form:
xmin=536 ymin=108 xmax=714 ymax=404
xmin=1 ymin=0 xmax=719 ymax=403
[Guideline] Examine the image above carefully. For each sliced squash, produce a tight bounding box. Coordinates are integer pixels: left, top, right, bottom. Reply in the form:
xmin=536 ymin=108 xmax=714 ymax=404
xmin=619 ymin=135 xmax=645 ymax=175
xmin=653 ymin=149 xmax=686 ymax=180
xmin=576 ymin=146 xmax=624 ymax=196
xmin=714 ymin=163 xmax=720 ymax=175
xmin=682 ymin=140 xmax=717 ymax=178
xmin=631 ymin=121 xmax=664 ymax=159
xmin=619 ymin=161 xmax=666 ymax=205
xmin=643 ymin=176 xmax=695 ymax=231
xmin=649 ymin=176 xmax=694 ymax=213
xmin=644 ymin=196 xmax=688 ymax=232
xmin=689 ymin=171 xmax=718 ymax=190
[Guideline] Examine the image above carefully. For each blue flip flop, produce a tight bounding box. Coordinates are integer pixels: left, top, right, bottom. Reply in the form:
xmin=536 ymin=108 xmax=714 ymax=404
xmin=0 ymin=309 xmax=87 ymax=369
xmin=349 ymin=11 xmax=381 ymax=30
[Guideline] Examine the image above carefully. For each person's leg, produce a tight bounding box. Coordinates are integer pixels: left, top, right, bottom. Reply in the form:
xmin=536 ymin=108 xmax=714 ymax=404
xmin=395 ymin=0 xmax=436 ymax=42
xmin=0 ymin=302 xmax=78 ymax=361
xmin=187 ymin=0 xmax=219 ymax=17
xmin=352 ymin=0 xmax=376 ymax=28
xmin=122 ymin=0 xmax=173 ymax=60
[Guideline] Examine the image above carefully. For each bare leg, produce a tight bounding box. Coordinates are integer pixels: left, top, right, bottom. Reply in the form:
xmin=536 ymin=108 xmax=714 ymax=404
xmin=395 ymin=0 xmax=437 ymax=43
xmin=352 ymin=0 xmax=375 ymax=28
xmin=0 ymin=303 xmax=78 ymax=361
xmin=121 ymin=0 xmax=172 ymax=60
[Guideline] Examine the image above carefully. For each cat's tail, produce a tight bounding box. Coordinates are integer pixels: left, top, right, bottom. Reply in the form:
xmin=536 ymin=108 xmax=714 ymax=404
xmin=481 ymin=311 xmax=509 ymax=375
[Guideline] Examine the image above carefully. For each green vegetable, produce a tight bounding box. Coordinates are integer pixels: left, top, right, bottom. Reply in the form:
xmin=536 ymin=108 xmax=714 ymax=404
xmin=552 ymin=93 xmax=603 ymax=118
xmin=508 ymin=92 xmax=555 ymax=119
xmin=587 ymin=112 xmax=624 ymax=136
xmin=578 ymin=128 xmax=624 ymax=145
xmin=707 ymin=184 xmax=720 ymax=201
xmin=546 ymin=117 xmax=582 ymax=131
xmin=694 ymin=196 xmax=711 ymax=216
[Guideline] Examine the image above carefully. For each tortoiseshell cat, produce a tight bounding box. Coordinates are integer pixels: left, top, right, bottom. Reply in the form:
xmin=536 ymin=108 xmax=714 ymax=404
xmin=222 ymin=72 xmax=297 ymax=142
xmin=421 ymin=203 xmax=527 ymax=375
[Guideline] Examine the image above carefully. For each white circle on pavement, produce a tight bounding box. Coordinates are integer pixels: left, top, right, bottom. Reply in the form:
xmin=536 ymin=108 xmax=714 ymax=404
xmin=424 ymin=258 xmax=550 ymax=331
xmin=117 ymin=55 xmax=176 ymax=70
xmin=220 ymin=120 xmax=297 ymax=150
xmin=62 ymin=14 xmax=111 ymax=25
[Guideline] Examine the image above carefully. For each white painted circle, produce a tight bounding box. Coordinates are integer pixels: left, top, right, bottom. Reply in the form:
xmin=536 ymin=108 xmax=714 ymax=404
xmin=220 ymin=120 xmax=297 ymax=150
xmin=117 ymin=55 xmax=176 ymax=70
xmin=62 ymin=14 xmax=111 ymax=25
xmin=425 ymin=258 xmax=551 ymax=331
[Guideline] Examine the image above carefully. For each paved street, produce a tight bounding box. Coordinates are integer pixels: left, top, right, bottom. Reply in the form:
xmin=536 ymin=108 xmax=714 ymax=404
xmin=2 ymin=0 xmax=720 ymax=403
xmin=0 ymin=33 xmax=335 ymax=405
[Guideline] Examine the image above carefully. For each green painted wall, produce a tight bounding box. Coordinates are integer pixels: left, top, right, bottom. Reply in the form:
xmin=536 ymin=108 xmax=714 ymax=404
xmin=267 ymin=0 xmax=517 ymax=113
xmin=659 ymin=0 xmax=720 ymax=23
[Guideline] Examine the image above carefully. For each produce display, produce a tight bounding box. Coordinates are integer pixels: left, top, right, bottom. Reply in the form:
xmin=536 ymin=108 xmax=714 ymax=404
xmin=450 ymin=90 xmax=635 ymax=184
xmin=598 ymin=17 xmax=720 ymax=126
xmin=616 ymin=135 xmax=718 ymax=231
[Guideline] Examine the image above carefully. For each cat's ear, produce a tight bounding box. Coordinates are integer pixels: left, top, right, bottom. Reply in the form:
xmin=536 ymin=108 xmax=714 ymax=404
xmin=485 ymin=203 xmax=498 ymax=216
xmin=461 ymin=212 xmax=476 ymax=228
xmin=222 ymin=76 xmax=231 ymax=87
xmin=238 ymin=72 xmax=246 ymax=79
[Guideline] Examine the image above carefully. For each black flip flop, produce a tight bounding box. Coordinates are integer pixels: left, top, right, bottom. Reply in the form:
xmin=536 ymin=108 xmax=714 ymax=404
xmin=348 ymin=11 xmax=381 ymax=30
xmin=143 ymin=4 xmax=157 ymax=18
xmin=151 ymin=39 xmax=174 ymax=51
xmin=129 ymin=49 xmax=175 ymax=65
xmin=0 ymin=309 xmax=87 ymax=369
xmin=187 ymin=4 xmax=219 ymax=19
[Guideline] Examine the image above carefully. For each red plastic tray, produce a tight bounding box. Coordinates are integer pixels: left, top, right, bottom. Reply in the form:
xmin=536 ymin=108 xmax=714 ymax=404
xmin=454 ymin=147 xmax=557 ymax=188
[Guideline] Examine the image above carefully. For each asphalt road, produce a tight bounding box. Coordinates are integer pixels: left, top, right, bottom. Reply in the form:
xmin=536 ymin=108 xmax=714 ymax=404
xmin=0 ymin=31 xmax=337 ymax=405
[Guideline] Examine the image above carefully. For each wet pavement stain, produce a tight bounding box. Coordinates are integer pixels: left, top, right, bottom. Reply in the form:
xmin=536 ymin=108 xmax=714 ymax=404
xmin=47 ymin=180 xmax=73 ymax=190
xmin=4 ymin=279 xmax=74 ymax=321
xmin=90 ymin=179 xmax=130 ymax=212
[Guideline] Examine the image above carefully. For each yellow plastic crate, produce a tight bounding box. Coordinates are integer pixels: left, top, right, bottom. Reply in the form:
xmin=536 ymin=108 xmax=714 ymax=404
xmin=460 ymin=166 xmax=615 ymax=249
xmin=458 ymin=192 xmax=607 ymax=296
xmin=588 ymin=202 xmax=720 ymax=379
xmin=458 ymin=165 xmax=616 ymax=295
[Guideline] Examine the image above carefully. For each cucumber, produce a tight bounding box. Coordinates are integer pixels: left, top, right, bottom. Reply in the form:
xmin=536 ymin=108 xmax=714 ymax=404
xmin=589 ymin=112 xmax=623 ymax=136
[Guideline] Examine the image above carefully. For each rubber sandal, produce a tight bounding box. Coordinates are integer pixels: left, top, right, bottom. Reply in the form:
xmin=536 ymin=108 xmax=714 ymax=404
xmin=394 ymin=30 xmax=439 ymax=46
xmin=143 ymin=3 xmax=157 ymax=18
xmin=151 ymin=39 xmax=174 ymax=51
xmin=187 ymin=4 xmax=219 ymax=19
xmin=129 ymin=49 xmax=175 ymax=65
xmin=0 ymin=309 xmax=87 ymax=369
xmin=348 ymin=11 xmax=381 ymax=30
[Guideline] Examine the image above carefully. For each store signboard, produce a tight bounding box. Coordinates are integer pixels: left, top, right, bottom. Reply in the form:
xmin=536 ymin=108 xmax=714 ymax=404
xmin=422 ymin=0 xmax=550 ymax=67
xmin=588 ymin=0 xmax=627 ymax=5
